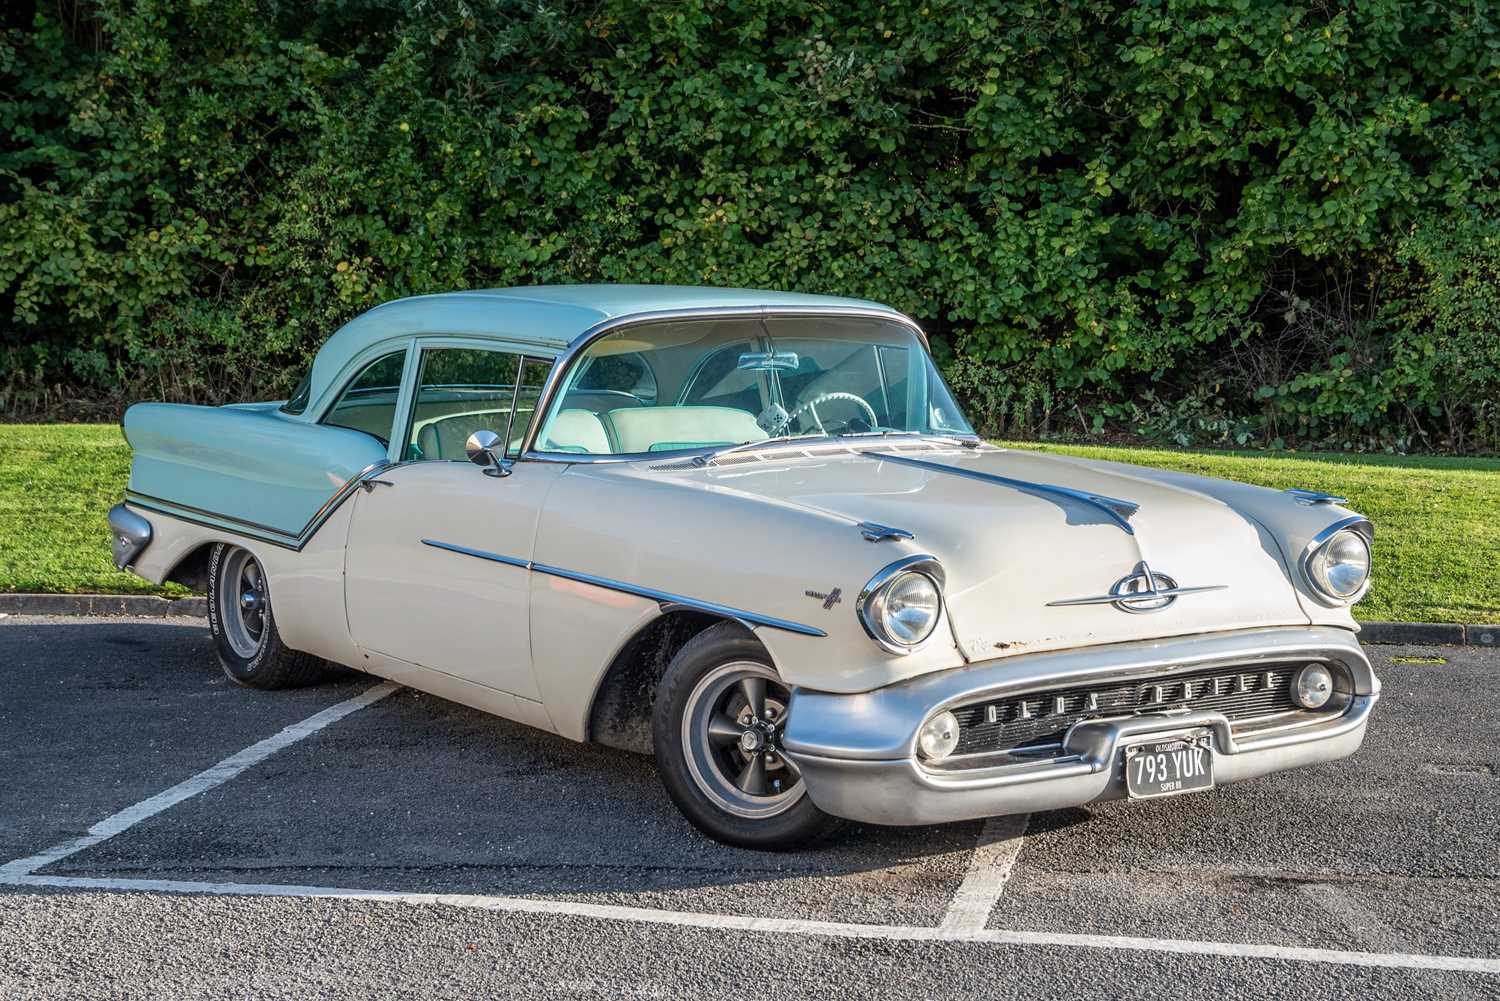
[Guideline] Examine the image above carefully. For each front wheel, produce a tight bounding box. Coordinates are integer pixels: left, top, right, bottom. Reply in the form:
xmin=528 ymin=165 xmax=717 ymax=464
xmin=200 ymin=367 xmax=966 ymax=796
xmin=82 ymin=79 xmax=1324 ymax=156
xmin=652 ymin=622 xmax=841 ymax=849
xmin=206 ymin=543 xmax=325 ymax=690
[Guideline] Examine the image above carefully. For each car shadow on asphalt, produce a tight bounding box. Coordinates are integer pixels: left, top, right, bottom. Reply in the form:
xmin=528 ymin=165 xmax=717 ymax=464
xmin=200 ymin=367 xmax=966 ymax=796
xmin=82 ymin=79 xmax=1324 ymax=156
xmin=10 ymin=626 xmax=983 ymax=925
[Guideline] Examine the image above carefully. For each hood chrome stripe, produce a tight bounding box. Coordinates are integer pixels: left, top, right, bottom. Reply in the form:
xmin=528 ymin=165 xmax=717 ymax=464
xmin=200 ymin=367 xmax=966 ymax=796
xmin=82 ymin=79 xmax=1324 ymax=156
xmin=420 ymin=539 xmax=827 ymax=638
xmin=868 ymin=452 xmax=1140 ymax=535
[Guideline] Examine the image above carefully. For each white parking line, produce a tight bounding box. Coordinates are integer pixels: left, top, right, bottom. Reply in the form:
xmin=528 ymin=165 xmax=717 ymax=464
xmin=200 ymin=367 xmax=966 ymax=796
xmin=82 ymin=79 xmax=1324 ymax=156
xmin=0 ymin=682 xmax=398 ymax=881
xmin=941 ymin=813 xmax=1030 ymax=932
xmin=2 ymin=675 xmax=1495 ymax=978
xmin=5 ymin=872 xmax=1497 ymax=975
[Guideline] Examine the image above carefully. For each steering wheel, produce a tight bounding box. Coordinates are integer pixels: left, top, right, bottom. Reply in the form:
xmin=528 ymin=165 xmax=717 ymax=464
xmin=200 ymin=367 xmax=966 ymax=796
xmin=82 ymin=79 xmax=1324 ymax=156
xmin=788 ymin=392 xmax=880 ymax=434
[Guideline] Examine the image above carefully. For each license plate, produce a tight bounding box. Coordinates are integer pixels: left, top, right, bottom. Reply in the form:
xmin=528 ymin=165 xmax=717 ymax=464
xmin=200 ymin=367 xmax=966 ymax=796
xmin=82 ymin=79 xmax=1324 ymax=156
xmin=1124 ymin=735 xmax=1214 ymax=799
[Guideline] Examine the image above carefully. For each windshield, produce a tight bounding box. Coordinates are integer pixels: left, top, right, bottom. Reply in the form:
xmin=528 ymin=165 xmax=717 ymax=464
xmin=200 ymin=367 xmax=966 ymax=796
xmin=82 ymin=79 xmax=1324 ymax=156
xmin=279 ymin=370 xmax=313 ymax=415
xmin=532 ymin=316 xmax=972 ymax=456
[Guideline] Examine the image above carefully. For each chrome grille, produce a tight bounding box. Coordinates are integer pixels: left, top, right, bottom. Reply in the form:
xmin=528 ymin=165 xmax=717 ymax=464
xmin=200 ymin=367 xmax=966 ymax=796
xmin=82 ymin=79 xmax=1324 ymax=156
xmin=949 ymin=662 xmax=1322 ymax=757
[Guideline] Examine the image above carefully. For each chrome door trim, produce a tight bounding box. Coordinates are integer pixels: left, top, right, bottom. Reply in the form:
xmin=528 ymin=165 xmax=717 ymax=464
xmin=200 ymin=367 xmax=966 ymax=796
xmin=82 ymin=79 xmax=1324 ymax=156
xmin=421 ymin=538 xmax=827 ymax=638
xmin=521 ymin=304 xmax=929 ymax=456
xmin=867 ymin=451 xmax=1140 ymax=535
xmin=419 ymin=538 xmax=530 ymax=569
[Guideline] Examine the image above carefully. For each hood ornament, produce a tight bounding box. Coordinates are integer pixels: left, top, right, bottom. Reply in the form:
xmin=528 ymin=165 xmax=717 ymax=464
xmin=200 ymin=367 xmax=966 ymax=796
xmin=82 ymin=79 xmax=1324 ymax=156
xmin=1046 ymin=561 xmax=1227 ymax=614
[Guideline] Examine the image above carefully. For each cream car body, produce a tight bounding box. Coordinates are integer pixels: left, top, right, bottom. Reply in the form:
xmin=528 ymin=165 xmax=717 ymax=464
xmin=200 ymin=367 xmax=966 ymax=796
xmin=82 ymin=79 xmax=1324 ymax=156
xmin=110 ymin=286 xmax=1378 ymax=845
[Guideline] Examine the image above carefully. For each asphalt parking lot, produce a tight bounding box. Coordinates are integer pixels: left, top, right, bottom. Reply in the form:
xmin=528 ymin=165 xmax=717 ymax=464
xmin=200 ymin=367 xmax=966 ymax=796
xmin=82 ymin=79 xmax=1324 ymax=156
xmin=1 ymin=615 xmax=1496 ymax=999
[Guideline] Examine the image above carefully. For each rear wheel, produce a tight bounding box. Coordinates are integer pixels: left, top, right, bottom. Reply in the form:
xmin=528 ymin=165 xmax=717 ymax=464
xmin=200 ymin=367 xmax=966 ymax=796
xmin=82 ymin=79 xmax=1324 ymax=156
xmin=207 ymin=543 xmax=325 ymax=689
xmin=652 ymin=622 xmax=841 ymax=849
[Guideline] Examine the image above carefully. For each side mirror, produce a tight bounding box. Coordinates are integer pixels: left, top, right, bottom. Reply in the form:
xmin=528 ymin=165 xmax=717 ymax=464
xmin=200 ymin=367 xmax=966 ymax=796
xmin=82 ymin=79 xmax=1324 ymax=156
xmin=465 ymin=430 xmax=510 ymax=477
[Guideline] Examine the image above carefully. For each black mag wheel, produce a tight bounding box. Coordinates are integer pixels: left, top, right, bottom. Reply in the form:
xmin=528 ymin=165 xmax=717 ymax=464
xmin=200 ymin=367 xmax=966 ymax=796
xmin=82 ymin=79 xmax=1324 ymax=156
xmin=653 ymin=622 xmax=841 ymax=850
xmin=681 ymin=661 xmax=804 ymax=818
xmin=207 ymin=543 xmax=326 ymax=690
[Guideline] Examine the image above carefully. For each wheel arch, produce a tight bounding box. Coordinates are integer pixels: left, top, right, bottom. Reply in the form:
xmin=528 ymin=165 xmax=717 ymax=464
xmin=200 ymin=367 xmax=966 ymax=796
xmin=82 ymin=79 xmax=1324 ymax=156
xmin=161 ymin=541 xmax=218 ymax=592
xmin=585 ymin=610 xmax=768 ymax=755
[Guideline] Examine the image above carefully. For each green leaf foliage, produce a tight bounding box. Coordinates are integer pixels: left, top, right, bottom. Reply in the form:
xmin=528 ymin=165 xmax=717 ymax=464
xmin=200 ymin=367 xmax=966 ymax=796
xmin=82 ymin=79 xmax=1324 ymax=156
xmin=2 ymin=0 xmax=1497 ymax=450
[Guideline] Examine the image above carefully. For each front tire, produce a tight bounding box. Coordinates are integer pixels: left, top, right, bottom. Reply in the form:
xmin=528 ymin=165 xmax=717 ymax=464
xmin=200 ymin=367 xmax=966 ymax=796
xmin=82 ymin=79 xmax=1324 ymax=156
xmin=652 ymin=622 xmax=841 ymax=850
xmin=207 ymin=543 xmax=325 ymax=690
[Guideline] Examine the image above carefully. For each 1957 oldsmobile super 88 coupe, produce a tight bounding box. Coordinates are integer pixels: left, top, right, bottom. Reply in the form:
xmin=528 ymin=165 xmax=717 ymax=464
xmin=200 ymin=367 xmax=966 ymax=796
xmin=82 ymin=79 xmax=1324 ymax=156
xmin=110 ymin=285 xmax=1378 ymax=848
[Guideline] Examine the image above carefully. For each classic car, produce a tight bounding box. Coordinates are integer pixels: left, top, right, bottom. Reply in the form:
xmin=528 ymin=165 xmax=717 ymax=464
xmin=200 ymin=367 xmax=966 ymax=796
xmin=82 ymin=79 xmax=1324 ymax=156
xmin=109 ymin=285 xmax=1378 ymax=848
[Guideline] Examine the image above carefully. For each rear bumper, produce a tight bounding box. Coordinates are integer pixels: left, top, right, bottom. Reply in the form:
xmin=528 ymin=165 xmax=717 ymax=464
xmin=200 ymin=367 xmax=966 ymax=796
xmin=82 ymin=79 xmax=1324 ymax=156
xmin=781 ymin=625 xmax=1377 ymax=826
xmin=108 ymin=503 xmax=153 ymax=571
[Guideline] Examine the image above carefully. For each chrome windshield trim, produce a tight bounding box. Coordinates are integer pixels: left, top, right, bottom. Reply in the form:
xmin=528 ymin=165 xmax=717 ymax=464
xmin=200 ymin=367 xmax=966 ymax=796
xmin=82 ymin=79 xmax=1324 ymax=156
xmin=521 ymin=304 xmax=933 ymax=456
xmin=420 ymin=540 xmax=827 ymax=638
xmin=867 ymin=451 xmax=1140 ymax=535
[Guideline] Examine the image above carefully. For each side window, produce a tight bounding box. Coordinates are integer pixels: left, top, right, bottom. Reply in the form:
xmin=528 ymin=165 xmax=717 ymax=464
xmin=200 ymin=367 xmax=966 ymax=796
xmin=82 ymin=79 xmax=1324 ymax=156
xmin=404 ymin=347 xmax=552 ymax=461
xmin=321 ymin=351 xmax=407 ymax=445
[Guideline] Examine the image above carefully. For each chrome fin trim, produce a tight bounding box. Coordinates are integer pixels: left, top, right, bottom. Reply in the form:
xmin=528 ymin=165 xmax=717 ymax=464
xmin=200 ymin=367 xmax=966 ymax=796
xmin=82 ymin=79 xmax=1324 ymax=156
xmin=420 ymin=540 xmax=827 ymax=638
xmin=868 ymin=452 xmax=1139 ymax=535
xmin=124 ymin=460 xmax=393 ymax=552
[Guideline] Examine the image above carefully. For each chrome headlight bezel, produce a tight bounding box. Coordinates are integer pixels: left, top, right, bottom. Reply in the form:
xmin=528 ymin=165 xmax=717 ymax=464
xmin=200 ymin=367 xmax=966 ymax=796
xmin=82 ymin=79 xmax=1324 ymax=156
xmin=858 ymin=555 xmax=946 ymax=655
xmin=1299 ymin=517 xmax=1373 ymax=606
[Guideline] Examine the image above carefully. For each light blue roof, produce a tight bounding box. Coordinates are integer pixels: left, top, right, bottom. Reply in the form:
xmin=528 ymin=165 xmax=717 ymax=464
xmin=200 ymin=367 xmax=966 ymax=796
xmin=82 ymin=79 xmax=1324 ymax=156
xmin=304 ymin=284 xmax=905 ymax=416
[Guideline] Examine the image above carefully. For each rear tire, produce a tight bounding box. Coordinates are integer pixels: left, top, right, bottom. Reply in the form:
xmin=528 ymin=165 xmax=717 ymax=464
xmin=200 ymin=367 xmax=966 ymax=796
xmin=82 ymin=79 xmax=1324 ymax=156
xmin=206 ymin=543 xmax=326 ymax=690
xmin=652 ymin=622 xmax=841 ymax=850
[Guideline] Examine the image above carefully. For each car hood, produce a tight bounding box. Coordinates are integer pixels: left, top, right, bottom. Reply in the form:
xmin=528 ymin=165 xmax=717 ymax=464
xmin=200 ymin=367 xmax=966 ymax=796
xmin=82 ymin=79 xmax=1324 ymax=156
xmin=670 ymin=443 xmax=1310 ymax=661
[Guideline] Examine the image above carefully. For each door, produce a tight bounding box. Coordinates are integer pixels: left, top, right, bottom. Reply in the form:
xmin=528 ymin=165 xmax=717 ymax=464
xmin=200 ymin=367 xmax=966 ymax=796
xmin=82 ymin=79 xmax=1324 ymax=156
xmin=344 ymin=346 xmax=559 ymax=700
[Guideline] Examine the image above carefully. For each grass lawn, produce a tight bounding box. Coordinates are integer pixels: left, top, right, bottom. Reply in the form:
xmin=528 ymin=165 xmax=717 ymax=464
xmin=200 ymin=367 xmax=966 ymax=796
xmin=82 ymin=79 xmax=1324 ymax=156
xmin=1 ymin=424 xmax=1495 ymax=623
xmin=0 ymin=424 xmax=189 ymax=598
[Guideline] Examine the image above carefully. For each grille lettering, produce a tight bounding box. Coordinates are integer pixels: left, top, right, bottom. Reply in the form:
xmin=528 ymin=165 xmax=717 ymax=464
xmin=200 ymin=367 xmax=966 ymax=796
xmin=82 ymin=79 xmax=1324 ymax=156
xmin=949 ymin=662 xmax=1324 ymax=758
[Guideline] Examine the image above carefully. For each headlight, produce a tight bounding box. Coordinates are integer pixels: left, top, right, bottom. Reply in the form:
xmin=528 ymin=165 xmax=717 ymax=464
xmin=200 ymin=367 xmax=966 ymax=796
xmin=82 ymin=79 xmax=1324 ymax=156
xmin=1293 ymin=663 xmax=1335 ymax=710
xmin=1303 ymin=522 xmax=1372 ymax=604
xmin=917 ymin=710 xmax=960 ymax=760
xmin=858 ymin=556 xmax=945 ymax=654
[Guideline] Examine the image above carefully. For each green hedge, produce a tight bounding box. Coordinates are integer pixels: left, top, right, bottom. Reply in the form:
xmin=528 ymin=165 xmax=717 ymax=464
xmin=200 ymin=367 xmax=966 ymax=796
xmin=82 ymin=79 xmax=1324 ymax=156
xmin=3 ymin=1 xmax=1498 ymax=450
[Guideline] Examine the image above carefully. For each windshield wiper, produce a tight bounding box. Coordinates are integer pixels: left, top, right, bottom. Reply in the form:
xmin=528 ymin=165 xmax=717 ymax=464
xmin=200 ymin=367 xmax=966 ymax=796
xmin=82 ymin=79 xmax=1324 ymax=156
xmin=696 ymin=432 xmax=831 ymax=466
xmin=833 ymin=430 xmax=982 ymax=448
xmin=698 ymin=430 xmax=979 ymax=466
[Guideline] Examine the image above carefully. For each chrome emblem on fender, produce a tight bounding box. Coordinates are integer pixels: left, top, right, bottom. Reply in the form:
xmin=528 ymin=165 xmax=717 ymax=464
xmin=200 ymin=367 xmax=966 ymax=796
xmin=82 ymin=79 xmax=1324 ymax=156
xmin=1046 ymin=561 xmax=1227 ymax=614
xmin=804 ymin=587 xmax=843 ymax=610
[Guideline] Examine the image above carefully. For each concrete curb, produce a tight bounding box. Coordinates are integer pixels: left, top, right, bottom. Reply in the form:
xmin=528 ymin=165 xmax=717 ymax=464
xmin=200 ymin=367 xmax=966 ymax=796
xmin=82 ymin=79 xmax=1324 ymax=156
xmin=0 ymin=594 xmax=207 ymax=618
xmin=0 ymin=594 xmax=1494 ymax=646
xmin=1360 ymin=621 xmax=1496 ymax=647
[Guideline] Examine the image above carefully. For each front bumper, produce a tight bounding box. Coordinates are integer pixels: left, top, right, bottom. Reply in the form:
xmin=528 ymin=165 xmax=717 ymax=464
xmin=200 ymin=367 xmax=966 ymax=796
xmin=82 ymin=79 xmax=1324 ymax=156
xmin=781 ymin=625 xmax=1377 ymax=826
